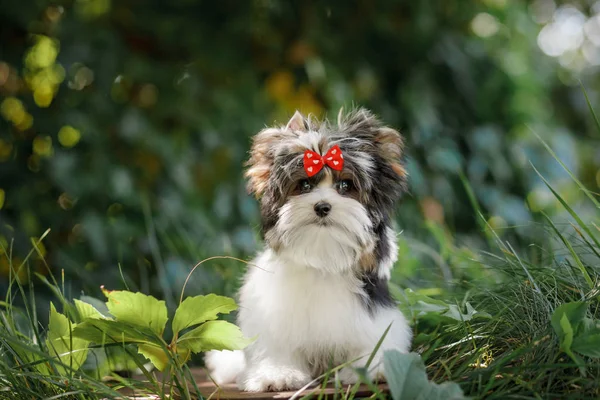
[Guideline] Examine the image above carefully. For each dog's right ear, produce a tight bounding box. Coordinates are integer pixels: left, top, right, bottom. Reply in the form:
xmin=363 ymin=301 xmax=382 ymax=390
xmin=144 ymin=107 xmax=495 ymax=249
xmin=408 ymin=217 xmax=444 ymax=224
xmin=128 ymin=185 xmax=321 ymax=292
xmin=245 ymin=111 xmax=306 ymax=198
xmin=285 ymin=110 xmax=306 ymax=132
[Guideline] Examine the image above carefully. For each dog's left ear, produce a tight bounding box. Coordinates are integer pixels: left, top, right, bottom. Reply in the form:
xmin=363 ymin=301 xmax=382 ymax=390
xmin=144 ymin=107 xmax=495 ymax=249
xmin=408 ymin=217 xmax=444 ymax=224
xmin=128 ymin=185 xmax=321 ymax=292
xmin=339 ymin=108 xmax=407 ymax=179
xmin=373 ymin=126 xmax=407 ymax=179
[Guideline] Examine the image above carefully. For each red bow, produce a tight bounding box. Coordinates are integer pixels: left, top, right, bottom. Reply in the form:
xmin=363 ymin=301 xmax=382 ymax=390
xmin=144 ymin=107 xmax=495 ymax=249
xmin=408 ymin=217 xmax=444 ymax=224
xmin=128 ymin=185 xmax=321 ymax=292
xmin=303 ymin=145 xmax=344 ymax=177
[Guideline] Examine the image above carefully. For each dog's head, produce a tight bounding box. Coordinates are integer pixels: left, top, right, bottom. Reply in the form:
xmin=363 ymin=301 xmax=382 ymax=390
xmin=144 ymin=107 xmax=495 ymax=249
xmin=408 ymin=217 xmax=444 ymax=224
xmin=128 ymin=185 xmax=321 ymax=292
xmin=246 ymin=108 xmax=407 ymax=276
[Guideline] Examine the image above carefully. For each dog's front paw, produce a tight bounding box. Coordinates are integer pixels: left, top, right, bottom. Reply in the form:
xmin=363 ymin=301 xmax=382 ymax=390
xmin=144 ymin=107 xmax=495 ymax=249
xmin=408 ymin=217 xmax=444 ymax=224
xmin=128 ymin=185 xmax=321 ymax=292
xmin=239 ymin=366 xmax=312 ymax=392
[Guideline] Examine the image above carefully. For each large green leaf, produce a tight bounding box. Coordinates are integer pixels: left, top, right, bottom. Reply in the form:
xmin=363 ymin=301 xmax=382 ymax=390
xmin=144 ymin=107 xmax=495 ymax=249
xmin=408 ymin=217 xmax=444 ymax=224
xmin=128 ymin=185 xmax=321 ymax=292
xmin=172 ymin=294 xmax=237 ymax=336
xmin=47 ymin=303 xmax=70 ymax=340
xmin=45 ymin=303 xmax=89 ymax=375
xmin=74 ymin=299 xmax=106 ymax=320
xmin=559 ymin=314 xmax=574 ymax=352
xmin=551 ymin=302 xmax=588 ymax=343
xmin=383 ymin=351 xmax=466 ymax=400
xmin=138 ymin=343 xmax=169 ymax=371
xmin=177 ymin=320 xmax=254 ymax=353
xmin=572 ymin=333 xmax=600 ymax=358
xmin=103 ymin=289 xmax=168 ymax=335
xmin=80 ymin=295 xmax=111 ymax=317
xmin=73 ymin=319 xmax=159 ymax=345
xmin=137 ymin=343 xmax=191 ymax=371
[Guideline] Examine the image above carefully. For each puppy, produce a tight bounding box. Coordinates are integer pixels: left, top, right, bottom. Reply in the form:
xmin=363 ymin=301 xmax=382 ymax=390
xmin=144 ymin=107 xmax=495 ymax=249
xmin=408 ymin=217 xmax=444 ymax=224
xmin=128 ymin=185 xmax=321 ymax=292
xmin=205 ymin=108 xmax=412 ymax=392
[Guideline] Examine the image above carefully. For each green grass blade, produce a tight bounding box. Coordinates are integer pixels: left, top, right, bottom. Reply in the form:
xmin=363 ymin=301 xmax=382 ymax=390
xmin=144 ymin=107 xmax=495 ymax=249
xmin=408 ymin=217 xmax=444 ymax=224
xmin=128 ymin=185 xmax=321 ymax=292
xmin=529 ymin=127 xmax=600 ymax=209
xmin=532 ymin=163 xmax=600 ymax=251
xmin=580 ymin=81 xmax=600 ymax=137
xmin=459 ymin=171 xmax=494 ymax=246
xmin=542 ymin=212 xmax=594 ymax=290
xmin=570 ymin=222 xmax=600 ymax=260
xmin=366 ymin=322 xmax=391 ymax=369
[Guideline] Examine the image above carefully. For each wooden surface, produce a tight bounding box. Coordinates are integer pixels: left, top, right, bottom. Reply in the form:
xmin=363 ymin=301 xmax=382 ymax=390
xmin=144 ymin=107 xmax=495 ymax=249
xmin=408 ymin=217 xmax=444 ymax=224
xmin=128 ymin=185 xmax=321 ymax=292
xmin=125 ymin=368 xmax=389 ymax=400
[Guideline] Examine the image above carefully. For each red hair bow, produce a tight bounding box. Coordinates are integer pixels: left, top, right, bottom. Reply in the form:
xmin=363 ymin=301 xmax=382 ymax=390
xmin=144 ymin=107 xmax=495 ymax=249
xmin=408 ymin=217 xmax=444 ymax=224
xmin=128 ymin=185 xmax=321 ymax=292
xmin=303 ymin=145 xmax=344 ymax=177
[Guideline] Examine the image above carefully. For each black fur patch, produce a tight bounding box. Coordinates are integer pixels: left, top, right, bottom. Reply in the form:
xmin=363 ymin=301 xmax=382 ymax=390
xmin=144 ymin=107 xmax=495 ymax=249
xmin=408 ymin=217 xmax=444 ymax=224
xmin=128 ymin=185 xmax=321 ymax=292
xmin=373 ymin=220 xmax=390 ymax=264
xmin=360 ymin=271 xmax=396 ymax=313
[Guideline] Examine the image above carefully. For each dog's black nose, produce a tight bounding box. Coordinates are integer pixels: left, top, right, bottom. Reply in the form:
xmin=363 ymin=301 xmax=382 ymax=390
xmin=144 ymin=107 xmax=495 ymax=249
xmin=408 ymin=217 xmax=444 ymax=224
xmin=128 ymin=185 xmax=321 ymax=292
xmin=314 ymin=202 xmax=332 ymax=217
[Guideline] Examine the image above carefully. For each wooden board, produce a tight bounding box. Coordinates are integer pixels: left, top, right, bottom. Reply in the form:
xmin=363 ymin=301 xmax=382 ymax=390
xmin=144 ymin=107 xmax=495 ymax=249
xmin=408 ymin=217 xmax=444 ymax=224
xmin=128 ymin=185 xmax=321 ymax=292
xmin=123 ymin=369 xmax=389 ymax=400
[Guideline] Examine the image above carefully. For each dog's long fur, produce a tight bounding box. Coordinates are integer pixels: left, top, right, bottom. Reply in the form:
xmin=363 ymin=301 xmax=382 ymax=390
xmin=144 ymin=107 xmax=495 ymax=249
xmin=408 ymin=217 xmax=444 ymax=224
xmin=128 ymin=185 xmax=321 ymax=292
xmin=205 ymin=108 xmax=412 ymax=392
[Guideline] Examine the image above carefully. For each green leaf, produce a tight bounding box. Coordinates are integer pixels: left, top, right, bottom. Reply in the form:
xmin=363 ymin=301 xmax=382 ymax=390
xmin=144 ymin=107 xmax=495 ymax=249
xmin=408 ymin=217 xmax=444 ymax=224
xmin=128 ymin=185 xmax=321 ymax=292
xmin=397 ymin=289 xmax=449 ymax=320
xmin=138 ymin=343 xmax=169 ymax=371
xmin=47 ymin=303 xmax=70 ymax=340
xmin=559 ymin=314 xmax=574 ymax=352
xmin=177 ymin=320 xmax=254 ymax=353
xmin=103 ymin=289 xmax=168 ymax=335
xmin=73 ymin=319 xmax=159 ymax=345
xmin=80 ymin=295 xmax=111 ymax=317
xmin=572 ymin=333 xmax=600 ymax=358
xmin=137 ymin=343 xmax=191 ymax=371
xmin=383 ymin=351 xmax=466 ymax=400
xmin=45 ymin=303 xmax=89 ymax=375
xmin=74 ymin=299 xmax=106 ymax=320
xmin=551 ymin=302 xmax=588 ymax=342
xmin=172 ymin=294 xmax=237 ymax=336
xmin=442 ymin=303 xmax=491 ymax=322
xmin=398 ymin=289 xmax=489 ymax=323
xmin=580 ymin=317 xmax=600 ymax=334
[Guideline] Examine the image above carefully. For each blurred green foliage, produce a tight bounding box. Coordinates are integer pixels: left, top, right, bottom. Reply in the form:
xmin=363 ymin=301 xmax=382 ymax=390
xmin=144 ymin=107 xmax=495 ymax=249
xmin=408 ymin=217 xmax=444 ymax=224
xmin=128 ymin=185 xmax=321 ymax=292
xmin=1 ymin=1 xmax=600 ymax=305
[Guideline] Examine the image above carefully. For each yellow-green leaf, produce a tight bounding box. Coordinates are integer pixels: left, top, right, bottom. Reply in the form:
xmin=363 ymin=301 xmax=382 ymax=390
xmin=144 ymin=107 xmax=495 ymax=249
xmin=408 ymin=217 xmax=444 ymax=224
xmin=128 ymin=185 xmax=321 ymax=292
xmin=172 ymin=294 xmax=237 ymax=336
xmin=47 ymin=303 xmax=70 ymax=340
xmin=45 ymin=303 xmax=89 ymax=375
xmin=138 ymin=343 xmax=169 ymax=371
xmin=177 ymin=320 xmax=254 ymax=353
xmin=72 ymin=319 xmax=159 ymax=345
xmin=74 ymin=299 xmax=105 ymax=320
xmin=103 ymin=289 xmax=168 ymax=335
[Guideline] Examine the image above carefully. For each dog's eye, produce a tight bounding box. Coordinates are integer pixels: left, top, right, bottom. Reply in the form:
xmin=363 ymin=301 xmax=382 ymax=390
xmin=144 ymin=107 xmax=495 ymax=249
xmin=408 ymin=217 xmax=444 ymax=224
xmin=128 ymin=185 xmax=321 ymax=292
xmin=337 ymin=179 xmax=353 ymax=194
xmin=298 ymin=180 xmax=312 ymax=193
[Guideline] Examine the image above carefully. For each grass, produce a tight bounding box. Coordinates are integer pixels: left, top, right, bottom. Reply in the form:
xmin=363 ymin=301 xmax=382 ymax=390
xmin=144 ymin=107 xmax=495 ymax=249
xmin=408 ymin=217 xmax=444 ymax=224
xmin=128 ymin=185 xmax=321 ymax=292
xmin=414 ymin=225 xmax=599 ymax=398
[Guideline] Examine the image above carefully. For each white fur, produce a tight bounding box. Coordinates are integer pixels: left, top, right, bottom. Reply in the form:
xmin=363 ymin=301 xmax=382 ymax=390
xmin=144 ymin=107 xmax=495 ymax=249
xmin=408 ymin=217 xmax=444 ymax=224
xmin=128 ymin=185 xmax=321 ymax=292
xmin=273 ymin=186 xmax=374 ymax=275
xmin=204 ymin=349 xmax=245 ymax=385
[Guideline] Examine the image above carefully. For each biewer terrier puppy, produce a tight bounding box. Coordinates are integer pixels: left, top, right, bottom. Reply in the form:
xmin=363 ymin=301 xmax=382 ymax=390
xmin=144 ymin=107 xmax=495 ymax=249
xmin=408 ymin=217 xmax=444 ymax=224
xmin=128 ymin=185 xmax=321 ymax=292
xmin=206 ymin=108 xmax=412 ymax=392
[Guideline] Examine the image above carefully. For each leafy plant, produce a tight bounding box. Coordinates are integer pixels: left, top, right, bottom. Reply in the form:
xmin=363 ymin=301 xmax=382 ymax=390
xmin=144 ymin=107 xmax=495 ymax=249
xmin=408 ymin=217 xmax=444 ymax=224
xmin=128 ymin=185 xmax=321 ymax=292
xmin=395 ymin=287 xmax=491 ymax=325
xmin=551 ymin=301 xmax=600 ymax=372
xmin=73 ymin=288 xmax=254 ymax=373
xmin=45 ymin=302 xmax=90 ymax=375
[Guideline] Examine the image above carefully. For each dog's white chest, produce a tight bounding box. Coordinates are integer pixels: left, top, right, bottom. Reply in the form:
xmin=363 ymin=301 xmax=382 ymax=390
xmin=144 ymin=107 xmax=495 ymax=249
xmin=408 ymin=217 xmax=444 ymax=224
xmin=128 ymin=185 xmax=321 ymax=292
xmin=239 ymin=251 xmax=367 ymax=352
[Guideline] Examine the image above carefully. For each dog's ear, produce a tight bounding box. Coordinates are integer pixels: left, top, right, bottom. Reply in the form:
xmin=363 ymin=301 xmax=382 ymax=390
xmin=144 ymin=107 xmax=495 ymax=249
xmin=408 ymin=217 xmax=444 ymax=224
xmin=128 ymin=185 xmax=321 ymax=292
xmin=245 ymin=111 xmax=306 ymax=197
xmin=285 ymin=110 xmax=307 ymax=132
xmin=373 ymin=126 xmax=407 ymax=179
xmin=339 ymin=108 xmax=407 ymax=179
